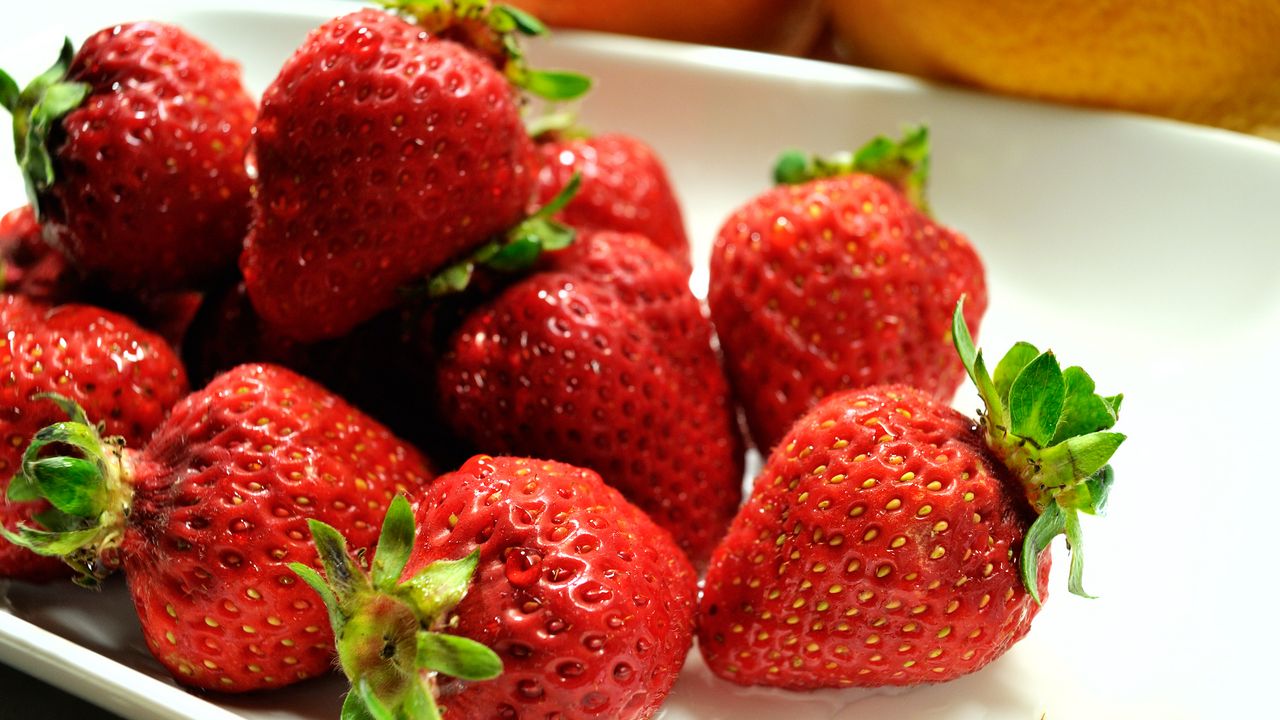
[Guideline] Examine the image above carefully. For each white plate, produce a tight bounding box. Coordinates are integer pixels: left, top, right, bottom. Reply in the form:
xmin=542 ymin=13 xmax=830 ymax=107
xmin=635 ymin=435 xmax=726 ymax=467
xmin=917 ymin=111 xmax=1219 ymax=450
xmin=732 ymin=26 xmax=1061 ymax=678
xmin=3 ymin=1 xmax=1279 ymax=719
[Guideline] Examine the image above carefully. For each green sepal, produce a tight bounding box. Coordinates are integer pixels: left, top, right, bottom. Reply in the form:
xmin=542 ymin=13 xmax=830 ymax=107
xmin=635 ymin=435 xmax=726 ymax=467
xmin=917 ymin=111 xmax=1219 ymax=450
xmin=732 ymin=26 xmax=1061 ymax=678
xmin=4 ymin=38 xmax=90 ymax=212
xmin=493 ymin=4 xmax=546 ymax=35
xmin=371 ymin=495 xmax=415 ymax=590
xmin=424 ymin=172 xmax=581 ymax=298
xmin=289 ymin=562 xmax=346 ymax=636
xmin=0 ymin=394 xmax=132 ymax=586
xmin=950 ymin=299 xmax=1125 ymax=601
xmin=293 ymin=502 xmax=496 ymax=720
xmin=1020 ymin=502 xmax=1063 ymax=606
xmin=403 ymin=551 xmax=482 ymax=624
xmin=1007 ymin=351 xmax=1065 ymax=447
xmin=520 ymin=69 xmax=592 ymax=101
xmin=341 ymin=689 xmax=378 ymax=720
xmin=380 ymin=0 xmax=591 ymax=102
xmin=0 ymin=69 xmax=18 ymax=111
xmin=525 ymin=110 xmax=588 ymax=141
xmin=417 ymin=630 xmax=502 ymax=680
xmin=353 ymin=679 xmax=396 ymax=720
xmin=773 ymin=125 xmax=932 ymax=214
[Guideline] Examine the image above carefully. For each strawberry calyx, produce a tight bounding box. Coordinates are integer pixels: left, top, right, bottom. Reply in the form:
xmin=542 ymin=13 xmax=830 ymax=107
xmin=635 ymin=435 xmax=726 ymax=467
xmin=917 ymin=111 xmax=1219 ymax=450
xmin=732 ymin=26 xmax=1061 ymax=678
xmin=0 ymin=394 xmax=133 ymax=588
xmin=290 ymin=495 xmax=501 ymax=720
xmin=774 ymin=125 xmax=931 ymax=215
xmin=0 ymin=39 xmax=90 ymax=213
xmin=379 ymin=0 xmax=590 ymax=101
xmin=951 ymin=299 xmax=1125 ymax=603
xmin=425 ymin=172 xmax=580 ymax=297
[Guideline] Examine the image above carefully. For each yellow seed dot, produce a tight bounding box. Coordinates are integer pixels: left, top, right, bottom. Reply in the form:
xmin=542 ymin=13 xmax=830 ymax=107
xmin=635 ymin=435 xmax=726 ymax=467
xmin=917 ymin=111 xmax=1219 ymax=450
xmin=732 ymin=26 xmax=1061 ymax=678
xmin=979 ymin=594 xmax=991 ymax=608
xmin=903 ymin=660 xmax=916 ymax=668
xmin=847 ymin=560 xmax=861 ymax=572
xmin=849 ymin=505 xmax=865 ymax=517
xmin=828 ymin=584 xmax=844 ymax=594
xmin=891 ymin=536 xmax=906 ymax=548
xmin=793 ymin=598 xmax=807 ymax=609
xmin=963 ymin=492 xmax=975 ymax=502
xmin=926 ymin=481 xmax=943 ymax=491
xmin=767 ymin=589 xmax=781 ymax=599
xmin=819 ymin=420 xmax=835 ymax=429
xmin=917 ymin=505 xmax=933 ymax=517
xmin=866 ymin=634 xmax=880 ymax=645
xmin=816 ymin=601 xmax=830 ymax=612
xmin=863 ymin=528 xmax=879 ymax=542
xmin=903 ymin=622 xmax=919 ymax=632
xmin=281 ymin=639 xmax=295 ymax=647
xmin=968 ymin=628 xmax=983 ymax=639
xmin=945 ymin=600 xmax=959 ymax=614
xmin=205 ymin=617 xmax=219 ymax=628
xmin=203 ymin=660 xmax=219 ymax=670
xmin=885 ymin=498 xmax=902 ymax=511
xmin=797 ymin=491 xmax=810 ymax=503
xmin=858 ymin=590 xmax=874 ymax=602
xmin=899 ymin=472 xmax=915 ymax=482
xmin=861 ymin=478 xmax=877 ymax=488
xmin=833 ymin=439 xmax=849 ymax=449
xmin=930 ymin=546 xmax=946 ymax=559
xmin=731 ymin=624 xmax=744 ymax=634
xmin=812 ymin=465 xmax=827 ymax=476
xmin=165 ymin=631 xmax=176 ymax=645
xmin=933 ymin=521 xmax=949 ymax=532
xmin=829 ymin=474 xmax=846 ymax=484
xmin=829 ymin=535 xmax=844 ymax=546
xmin=982 ymin=563 xmax=994 ymax=576
xmin=165 ymin=604 xmax=177 ymax=618
xmin=267 ymin=617 xmax=282 ymax=626
xmin=937 ymin=626 xmax=952 ymax=638
xmin=911 ymin=605 xmax=927 ymax=615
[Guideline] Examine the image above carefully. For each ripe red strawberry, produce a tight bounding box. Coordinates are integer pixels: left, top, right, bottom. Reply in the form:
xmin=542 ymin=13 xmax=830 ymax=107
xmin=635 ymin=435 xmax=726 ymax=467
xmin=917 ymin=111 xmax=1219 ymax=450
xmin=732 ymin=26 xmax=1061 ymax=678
xmin=437 ymin=230 xmax=744 ymax=562
xmin=0 ymin=294 xmax=187 ymax=581
xmin=535 ymin=132 xmax=690 ymax=267
xmin=0 ymin=24 xmax=255 ymax=292
xmin=242 ymin=3 xmax=589 ymax=341
xmin=698 ymin=303 xmax=1124 ymax=688
xmin=709 ymin=127 xmax=987 ymax=452
xmin=0 ymin=205 xmax=78 ymax=303
xmin=293 ymin=455 xmax=697 ymax=719
xmin=0 ymin=363 xmax=434 ymax=691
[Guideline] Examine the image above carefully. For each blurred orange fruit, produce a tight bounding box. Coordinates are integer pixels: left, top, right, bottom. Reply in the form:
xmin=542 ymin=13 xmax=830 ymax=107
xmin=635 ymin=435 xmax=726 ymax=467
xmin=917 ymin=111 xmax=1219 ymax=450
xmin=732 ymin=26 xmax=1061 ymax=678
xmin=828 ymin=0 xmax=1280 ymax=136
xmin=509 ymin=0 xmax=825 ymax=55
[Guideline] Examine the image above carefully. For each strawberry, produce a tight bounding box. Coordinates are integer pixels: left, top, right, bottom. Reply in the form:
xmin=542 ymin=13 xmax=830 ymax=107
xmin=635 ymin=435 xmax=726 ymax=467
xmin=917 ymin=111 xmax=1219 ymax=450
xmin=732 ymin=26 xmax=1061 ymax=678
xmin=0 ymin=294 xmax=187 ymax=581
xmin=293 ymin=455 xmax=697 ymax=719
xmin=535 ymin=132 xmax=690 ymax=267
xmin=708 ymin=127 xmax=987 ymax=452
xmin=241 ymin=2 xmax=590 ymax=341
xmin=0 ymin=363 xmax=434 ymax=691
xmin=437 ymin=230 xmax=744 ymax=562
xmin=698 ymin=302 xmax=1125 ymax=688
xmin=0 ymin=24 xmax=255 ymax=292
xmin=0 ymin=205 xmax=78 ymax=303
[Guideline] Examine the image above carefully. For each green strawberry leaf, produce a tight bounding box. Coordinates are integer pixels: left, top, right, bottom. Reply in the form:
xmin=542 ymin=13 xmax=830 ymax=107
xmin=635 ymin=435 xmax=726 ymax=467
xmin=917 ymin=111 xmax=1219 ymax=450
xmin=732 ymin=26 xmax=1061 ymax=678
xmin=417 ymin=631 xmax=503 ymax=680
xmin=1050 ymin=366 xmax=1118 ymax=444
xmin=521 ymin=69 xmax=592 ymax=101
xmin=1007 ymin=351 xmax=1065 ymax=447
xmin=993 ymin=341 xmax=1039 ymax=408
xmin=1038 ymin=431 xmax=1126 ymax=490
xmin=306 ymin=518 xmax=370 ymax=601
xmin=371 ymin=495 xmax=415 ymax=590
xmin=773 ymin=126 xmax=931 ymax=213
xmin=1019 ymin=501 xmax=1063 ymax=605
xmin=401 ymin=680 xmax=442 ymax=720
xmin=426 ymin=261 xmax=475 ymax=299
xmin=951 ymin=299 xmax=1004 ymax=425
xmin=0 ymin=69 xmax=18 ymax=111
xmin=773 ymin=150 xmax=809 ymax=185
xmin=403 ymin=551 xmax=482 ymax=624
xmin=495 ymin=4 xmax=547 ymax=35
xmin=289 ymin=562 xmax=345 ymax=636
xmin=7 ymin=468 xmax=40 ymax=502
xmin=1081 ymin=465 xmax=1115 ymax=515
xmin=353 ymin=679 xmax=395 ymax=720
xmin=27 ymin=456 xmax=105 ymax=517
xmin=340 ymin=690 xmax=377 ymax=720
xmin=1063 ymin=507 xmax=1092 ymax=598
xmin=0 ymin=524 xmax=103 ymax=557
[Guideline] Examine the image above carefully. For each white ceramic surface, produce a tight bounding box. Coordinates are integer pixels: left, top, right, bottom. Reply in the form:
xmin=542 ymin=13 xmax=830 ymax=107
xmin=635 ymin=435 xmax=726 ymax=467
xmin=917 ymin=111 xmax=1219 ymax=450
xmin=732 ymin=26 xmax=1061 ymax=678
xmin=2 ymin=1 xmax=1279 ymax=719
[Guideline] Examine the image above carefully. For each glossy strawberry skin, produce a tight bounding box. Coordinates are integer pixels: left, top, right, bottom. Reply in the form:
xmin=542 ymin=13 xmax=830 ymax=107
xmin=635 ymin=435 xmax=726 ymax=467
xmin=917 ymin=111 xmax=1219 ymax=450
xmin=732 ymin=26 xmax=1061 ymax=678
xmin=0 ymin=295 xmax=187 ymax=581
xmin=698 ymin=386 xmax=1047 ymax=688
xmin=40 ymin=22 xmax=255 ymax=292
xmin=121 ymin=364 xmax=434 ymax=692
xmin=536 ymin=133 xmax=690 ymax=267
xmin=243 ymin=9 xmax=537 ymax=341
xmin=409 ymin=455 xmax=697 ymax=719
xmin=437 ymin=231 xmax=744 ymax=563
xmin=709 ymin=174 xmax=987 ymax=452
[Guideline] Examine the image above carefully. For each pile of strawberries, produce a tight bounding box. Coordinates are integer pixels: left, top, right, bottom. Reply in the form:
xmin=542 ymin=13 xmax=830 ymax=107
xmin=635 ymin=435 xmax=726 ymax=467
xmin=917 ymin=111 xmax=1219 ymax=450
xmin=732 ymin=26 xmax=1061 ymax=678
xmin=0 ymin=2 xmax=1126 ymax=719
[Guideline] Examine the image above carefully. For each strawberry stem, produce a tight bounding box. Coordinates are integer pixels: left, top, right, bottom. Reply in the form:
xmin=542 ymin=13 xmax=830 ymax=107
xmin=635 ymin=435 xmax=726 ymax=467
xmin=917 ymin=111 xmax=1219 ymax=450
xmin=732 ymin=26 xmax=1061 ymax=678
xmin=291 ymin=496 xmax=501 ymax=720
xmin=774 ymin=126 xmax=932 ymax=215
xmin=0 ymin=39 xmax=90 ymax=214
xmin=0 ymin=394 xmax=133 ymax=587
xmin=379 ymin=0 xmax=590 ymax=101
xmin=951 ymin=299 xmax=1125 ymax=602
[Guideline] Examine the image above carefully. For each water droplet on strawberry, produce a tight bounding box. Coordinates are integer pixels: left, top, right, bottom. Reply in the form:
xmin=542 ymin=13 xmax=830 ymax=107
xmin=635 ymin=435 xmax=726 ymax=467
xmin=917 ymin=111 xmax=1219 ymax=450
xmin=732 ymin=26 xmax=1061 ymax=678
xmin=504 ymin=547 xmax=542 ymax=588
